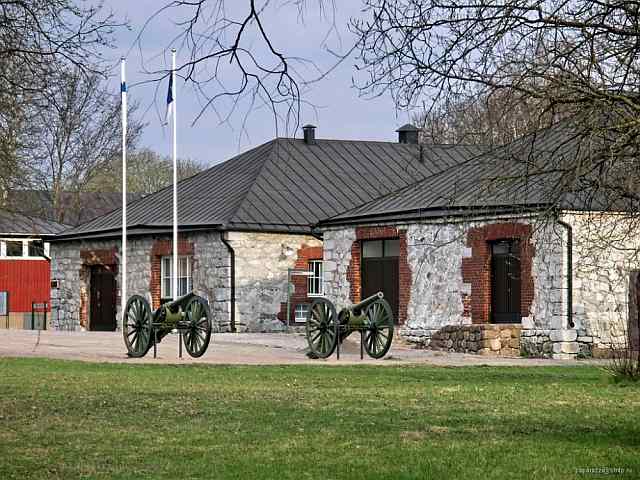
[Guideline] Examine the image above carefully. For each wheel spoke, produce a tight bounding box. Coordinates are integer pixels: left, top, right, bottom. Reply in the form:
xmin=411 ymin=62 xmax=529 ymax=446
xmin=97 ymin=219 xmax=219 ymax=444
xmin=306 ymin=299 xmax=337 ymax=358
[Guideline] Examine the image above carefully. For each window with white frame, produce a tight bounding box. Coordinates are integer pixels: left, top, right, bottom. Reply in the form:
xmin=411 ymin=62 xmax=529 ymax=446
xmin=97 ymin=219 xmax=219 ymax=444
xmin=307 ymin=260 xmax=323 ymax=296
xmin=28 ymin=240 xmax=45 ymax=257
xmin=0 ymin=239 xmax=49 ymax=259
xmin=5 ymin=241 xmax=22 ymax=257
xmin=161 ymin=256 xmax=193 ymax=299
xmin=294 ymin=303 xmax=309 ymax=323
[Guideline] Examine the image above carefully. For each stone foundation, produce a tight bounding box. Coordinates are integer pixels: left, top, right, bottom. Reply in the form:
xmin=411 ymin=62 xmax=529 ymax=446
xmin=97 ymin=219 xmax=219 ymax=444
xmin=520 ymin=328 xmax=594 ymax=359
xmin=429 ymin=324 xmax=522 ymax=356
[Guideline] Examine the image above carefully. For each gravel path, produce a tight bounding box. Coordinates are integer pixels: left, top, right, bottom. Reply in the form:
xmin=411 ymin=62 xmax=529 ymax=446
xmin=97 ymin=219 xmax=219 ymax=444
xmin=0 ymin=329 xmax=602 ymax=366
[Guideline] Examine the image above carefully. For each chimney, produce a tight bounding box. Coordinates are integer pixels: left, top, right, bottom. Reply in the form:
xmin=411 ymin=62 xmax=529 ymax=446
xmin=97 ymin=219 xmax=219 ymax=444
xmin=396 ymin=124 xmax=420 ymax=144
xmin=302 ymin=124 xmax=317 ymax=145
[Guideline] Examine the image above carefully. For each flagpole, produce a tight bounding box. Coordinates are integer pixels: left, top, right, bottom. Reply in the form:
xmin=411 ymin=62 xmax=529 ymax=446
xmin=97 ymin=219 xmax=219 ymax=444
xmin=171 ymin=49 xmax=178 ymax=301
xmin=120 ymin=57 xmax=128 ymax=325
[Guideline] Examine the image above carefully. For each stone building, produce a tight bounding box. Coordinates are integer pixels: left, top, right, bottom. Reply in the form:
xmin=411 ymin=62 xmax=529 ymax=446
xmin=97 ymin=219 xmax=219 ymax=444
xmin=50 ymin=122 xmax=640 ymax=359
xmin=50 ymin=125 xmax=482 ymax=333
xmin=319 ymin=126 xmax=640 ymax=359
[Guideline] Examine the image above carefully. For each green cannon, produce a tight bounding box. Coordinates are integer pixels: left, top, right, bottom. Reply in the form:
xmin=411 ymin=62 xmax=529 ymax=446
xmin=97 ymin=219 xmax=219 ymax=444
xmin=305 ymin=292 xmax=394 ymax=359
xmin=123 ymin=293 xmax=212 ymax=358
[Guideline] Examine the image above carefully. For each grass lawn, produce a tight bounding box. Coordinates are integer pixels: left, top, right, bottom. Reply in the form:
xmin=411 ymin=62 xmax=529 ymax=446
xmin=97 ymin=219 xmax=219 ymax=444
xmin=0 ymin=359 xmax=639 ymax=479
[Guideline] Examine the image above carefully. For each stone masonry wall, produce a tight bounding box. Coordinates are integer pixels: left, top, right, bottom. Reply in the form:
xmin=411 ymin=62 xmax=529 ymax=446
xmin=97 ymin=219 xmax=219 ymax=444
xmin=51 ymin=237 xmax=153 ymax=331
xmin=401 ymin=219 xmax=566 ymax=341
xmin=50 ymin=231 xmax=228 ymax=331
xmin=430 ymin=324 xmax=522 ymax=356
xmin=322 ymin=217 xmax=581 ymax=358
xmin=565 ymin=213 xmax=640 ymax=355
xmin=322 ymin=227 xmax=357 ymax=309
xmin=191 ymin=232 xmax=230 ymax=331
xmin=403 ymin=222 xmax=469 ymax=342
xmin=226 ymin=232 xmax=322 ymax=332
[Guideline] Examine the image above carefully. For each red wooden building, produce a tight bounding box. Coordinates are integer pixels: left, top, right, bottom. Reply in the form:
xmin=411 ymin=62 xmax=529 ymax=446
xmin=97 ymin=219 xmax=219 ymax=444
xmin=0 ymin=210 xmax=66 ymax=329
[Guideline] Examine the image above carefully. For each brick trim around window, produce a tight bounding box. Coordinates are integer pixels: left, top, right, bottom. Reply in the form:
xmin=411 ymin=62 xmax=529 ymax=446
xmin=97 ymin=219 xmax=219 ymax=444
xmin=346 ymin=226 xmax=411 ymax=325
xmin=150 ymin=239 xmax=194 ymax=309
xmin=461 ymin=222 xmax=535 ymax=324
xmin=278 ymin=245 xmax=323 ymax=324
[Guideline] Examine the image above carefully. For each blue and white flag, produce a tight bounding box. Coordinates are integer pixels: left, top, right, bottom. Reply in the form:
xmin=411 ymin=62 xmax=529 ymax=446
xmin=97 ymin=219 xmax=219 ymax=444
xmin=165 ymin=72 xmax=174 ymax=125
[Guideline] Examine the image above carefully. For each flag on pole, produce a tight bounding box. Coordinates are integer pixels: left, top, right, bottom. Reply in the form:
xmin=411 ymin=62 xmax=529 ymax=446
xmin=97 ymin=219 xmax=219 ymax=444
xmin=170 ymin=49 xmax=178 ymax=301
xmin=121 ymin=57 xmax=128 ymax=323
xmin=165 ymin=72 xmax=174 ymax=125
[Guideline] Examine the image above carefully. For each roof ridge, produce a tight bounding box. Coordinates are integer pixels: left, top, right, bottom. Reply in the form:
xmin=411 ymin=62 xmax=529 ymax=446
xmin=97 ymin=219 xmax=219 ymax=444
xmin=273 ymin=137 xmax=491 ymax=148
xmin=223 ymin=139 xmax=279 ymax=228
xmin=59 ymin=139 xmax=279 ymax=236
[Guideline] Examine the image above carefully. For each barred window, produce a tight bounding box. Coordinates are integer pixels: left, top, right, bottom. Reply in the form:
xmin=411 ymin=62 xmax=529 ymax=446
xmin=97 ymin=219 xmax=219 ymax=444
xmin=307 ymin=260 xmax=323 ymax=296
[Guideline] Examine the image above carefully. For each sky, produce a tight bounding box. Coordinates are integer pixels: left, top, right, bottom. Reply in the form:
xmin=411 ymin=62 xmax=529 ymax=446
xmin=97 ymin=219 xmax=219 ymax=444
xmin=103 ymin=0 xmax=414 ymax=167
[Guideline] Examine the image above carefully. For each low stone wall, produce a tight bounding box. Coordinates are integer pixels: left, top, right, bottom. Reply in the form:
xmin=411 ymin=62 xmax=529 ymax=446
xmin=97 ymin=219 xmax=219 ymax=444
xmin=429 ymin=324 xmax=522 ymax=356
xmin=520 ymin=328 xmax=593 ymax=359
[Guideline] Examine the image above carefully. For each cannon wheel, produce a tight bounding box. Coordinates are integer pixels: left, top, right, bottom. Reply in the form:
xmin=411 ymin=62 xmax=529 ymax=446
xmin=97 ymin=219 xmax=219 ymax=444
xmin=363 ymin=298 xmax=394 ymax=359
xmin=123 ymin=295 xmax=153 ymax=358
xmin=306 ymin=298 xmax=338 ymax=359
xmin=183 ymin=296 xmax=212 ymax=358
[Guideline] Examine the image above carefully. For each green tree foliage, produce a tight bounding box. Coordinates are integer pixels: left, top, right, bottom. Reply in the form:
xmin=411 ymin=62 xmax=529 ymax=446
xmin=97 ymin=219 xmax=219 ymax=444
xmin=88 ymin=149 xmax=204 ymax=195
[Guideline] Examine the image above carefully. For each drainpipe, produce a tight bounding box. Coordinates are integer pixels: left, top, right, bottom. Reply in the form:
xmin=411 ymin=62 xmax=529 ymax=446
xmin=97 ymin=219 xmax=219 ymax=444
xmin=556 ymin=217 xmax=574 ymax=328
xmin=310 ymin=227 xmax=323 ymax=241
xmin=221 ymin=233 xmax=236 ymax=333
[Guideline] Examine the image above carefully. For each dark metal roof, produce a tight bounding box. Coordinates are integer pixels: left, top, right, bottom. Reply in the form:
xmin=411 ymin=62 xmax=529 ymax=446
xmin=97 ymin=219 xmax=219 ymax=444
xmin=55 ymin=138 xmax=486 ymax=240
xmin=0 ymin=210 xmax=69 ymax=236
xmin=320 ymin=119 xmax=600 ymax=226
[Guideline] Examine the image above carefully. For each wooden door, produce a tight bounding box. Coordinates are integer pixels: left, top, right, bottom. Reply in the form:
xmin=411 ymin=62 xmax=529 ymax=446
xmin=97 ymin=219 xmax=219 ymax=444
xmin=361 ymin=239 xmax=400 ymax=323
xmin=90 ymin=266 xmax=116 ymax=331
xmin=491 ymin=240 xmax=521 ymax=324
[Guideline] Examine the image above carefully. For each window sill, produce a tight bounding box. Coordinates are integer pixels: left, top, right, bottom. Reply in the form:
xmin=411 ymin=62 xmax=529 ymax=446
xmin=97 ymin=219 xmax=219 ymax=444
xmin=0 ymin=256 xmax=49 ymax=261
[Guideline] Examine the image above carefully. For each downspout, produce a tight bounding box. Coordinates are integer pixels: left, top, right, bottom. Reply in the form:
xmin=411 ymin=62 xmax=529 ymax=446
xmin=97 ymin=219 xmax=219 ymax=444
xmin=221 ymin=232 xmax=236 ymax=333
xmin=310 ymin=225 xmax=323 ymax=242
xmin=556 ymin=217 xmax=574 ymax=328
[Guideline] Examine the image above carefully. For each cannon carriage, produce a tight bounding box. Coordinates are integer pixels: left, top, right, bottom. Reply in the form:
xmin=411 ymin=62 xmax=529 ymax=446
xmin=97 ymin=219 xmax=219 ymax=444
xmin=123 ymin=293 xmax=212 ymax=358
xmin=305 ymin=292 xmax=394 ymax=359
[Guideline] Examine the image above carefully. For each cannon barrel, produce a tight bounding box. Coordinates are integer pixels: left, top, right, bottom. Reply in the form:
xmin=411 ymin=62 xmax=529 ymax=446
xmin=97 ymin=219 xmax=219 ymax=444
xmin=161 ymin=292 xmax=197 ymax=313
xmin=153 ymin=292 xmax=197 ymax=323
xmin=351 ymin=292 xmax=384 ymax=315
